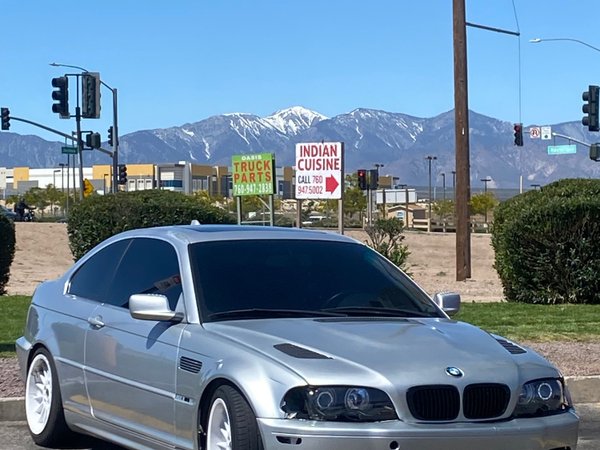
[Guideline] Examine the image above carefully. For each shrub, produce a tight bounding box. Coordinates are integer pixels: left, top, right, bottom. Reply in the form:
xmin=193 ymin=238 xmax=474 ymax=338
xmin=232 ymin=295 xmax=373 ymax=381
xmin=492 ymin=178 xmax=600 ymax=304
xmin=365 ymin=217 xmax=411 ymax=274
xmin=0 ymin=215 xmax=16 ymax=295
xmin=67 ymin=190 xmax=235 ymax=260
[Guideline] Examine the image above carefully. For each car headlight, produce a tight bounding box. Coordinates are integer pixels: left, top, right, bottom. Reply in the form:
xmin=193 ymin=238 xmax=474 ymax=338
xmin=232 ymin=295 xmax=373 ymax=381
xmin=513 ymin=378 xmax=571 ymax=418
xmin=281 ymin=386 xmax=397 ymax=422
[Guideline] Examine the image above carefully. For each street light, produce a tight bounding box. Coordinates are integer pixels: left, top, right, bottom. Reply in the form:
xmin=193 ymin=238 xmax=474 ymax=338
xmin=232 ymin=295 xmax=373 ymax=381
xmin=425 ymin=156 xmax=437 ymax=232
xmin=530 ymin=37 xmax=600 ymax=53
xmin=373 ymin=163 xmax=384 ymax=218
xmin=440 ymin=172 xmax=446 ymax=202
xmin=52 ymin=169 xmax=61 ymax=216
xmin=50 ymin=62 xmax=120 ymax=194
xmin=480 ymin=177 xmax=492 ymax=224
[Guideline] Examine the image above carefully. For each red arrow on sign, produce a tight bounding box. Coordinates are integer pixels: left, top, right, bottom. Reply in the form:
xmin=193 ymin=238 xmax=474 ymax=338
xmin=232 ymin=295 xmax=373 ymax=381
xmin=326 ymin=175 xmax=339 ymax=193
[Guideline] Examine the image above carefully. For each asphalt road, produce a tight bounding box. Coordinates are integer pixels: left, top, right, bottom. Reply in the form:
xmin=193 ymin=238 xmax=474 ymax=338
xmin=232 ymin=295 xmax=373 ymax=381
xmin=2 ymin=404 xmax=599 ymax=450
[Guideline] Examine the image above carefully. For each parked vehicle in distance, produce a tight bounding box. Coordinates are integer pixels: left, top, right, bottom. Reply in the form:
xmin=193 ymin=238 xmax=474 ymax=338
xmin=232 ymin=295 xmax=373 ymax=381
xmin=17 ymin=224 xmax=579 ymax=450
xmin=0 ymin=204 xmax=17 ymax=220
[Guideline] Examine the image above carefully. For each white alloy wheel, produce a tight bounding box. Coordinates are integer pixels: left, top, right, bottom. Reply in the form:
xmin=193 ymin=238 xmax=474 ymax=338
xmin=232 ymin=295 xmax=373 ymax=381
xmin=26 ymin=353 xmax=53 ymax=435
xmin=207 ymin=397 xmax=232 ymax=450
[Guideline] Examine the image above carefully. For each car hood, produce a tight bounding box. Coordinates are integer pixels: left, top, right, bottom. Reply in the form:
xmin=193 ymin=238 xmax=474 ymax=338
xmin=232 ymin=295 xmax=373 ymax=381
xmin=204 ymin=317 xmax=560 ymax=388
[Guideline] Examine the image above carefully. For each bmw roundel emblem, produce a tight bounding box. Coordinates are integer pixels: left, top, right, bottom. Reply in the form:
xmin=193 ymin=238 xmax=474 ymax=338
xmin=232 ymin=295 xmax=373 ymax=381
xmin=445 ymin=367 xmax=464 ymax=378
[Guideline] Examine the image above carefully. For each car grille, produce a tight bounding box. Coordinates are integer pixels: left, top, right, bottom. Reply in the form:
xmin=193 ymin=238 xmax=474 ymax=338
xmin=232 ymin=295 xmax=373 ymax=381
xmin=407 ymin=383 xmax=510 ymax=421
xmin=463 ymin=383 xmax=510 ymax=419
xmin=407 ymin=385 xmax=460 ymax=420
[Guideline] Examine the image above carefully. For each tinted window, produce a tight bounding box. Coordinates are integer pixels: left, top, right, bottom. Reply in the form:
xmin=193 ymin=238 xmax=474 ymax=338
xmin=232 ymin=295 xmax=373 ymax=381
xmin=69 ymin=239 xmax=130 ymax=302
xmin=190 ymin=239 xmax=440 ymax=321
xmin=108 ymin=238 xmax=182 ymax=309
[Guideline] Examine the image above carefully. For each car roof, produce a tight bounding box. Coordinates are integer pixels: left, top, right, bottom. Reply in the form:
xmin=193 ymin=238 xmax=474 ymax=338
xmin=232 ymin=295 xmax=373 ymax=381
xmin=111 ymin=224 xmax=361 ymax=246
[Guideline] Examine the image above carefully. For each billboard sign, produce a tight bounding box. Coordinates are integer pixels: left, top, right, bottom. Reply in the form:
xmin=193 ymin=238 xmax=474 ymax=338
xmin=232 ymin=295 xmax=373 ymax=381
xmin=232 ymin=153 xmax=275 ymax=196
xmin=295 ymin=142 xmax=343 ymax=199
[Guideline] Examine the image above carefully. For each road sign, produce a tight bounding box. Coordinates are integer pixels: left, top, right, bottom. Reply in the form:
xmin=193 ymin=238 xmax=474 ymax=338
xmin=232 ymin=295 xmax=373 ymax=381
xmin=295 ymin=142 xmax=343 ymax=200
xmin=232 ymin=153 xmax=276 ymax=196
xmin=547 ymin=144 xmax=577 ymax=155
xmin=529 ymin=127 xmax=541 ymax=139
xmin=541 ymin=126 xmax=552 ymax=140
xmin=61 ymin=146 xmax=78 ymax=154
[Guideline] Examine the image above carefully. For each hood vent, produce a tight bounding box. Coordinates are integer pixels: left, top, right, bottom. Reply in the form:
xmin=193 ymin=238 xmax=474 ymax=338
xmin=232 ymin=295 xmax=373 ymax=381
xmin=179 ymin=356 xmax=203 ymax=373
xmin=274 ymin=343 xmax=331 ymax=359
xmin=496 ymin=338 xmax=527 ymax=355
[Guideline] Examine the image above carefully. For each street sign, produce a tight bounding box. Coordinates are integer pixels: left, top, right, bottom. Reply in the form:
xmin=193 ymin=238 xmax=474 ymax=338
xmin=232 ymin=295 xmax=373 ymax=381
xmin=547 ymin=144 xmax=577 ymax=155
xmin=529 ymin=127 xmax=541 ymax=139
xmin=231 ymin=153 xmax=276 ymax=196
xmin=61 ymin=146 xmax=78 ymax=154
xmin=83 ymin=178 xmax=94 ymax=197
xmin=295 ymin=142 xmax=343 ymax=200
xmin=541 ymin=126 xmax=552 ymax=140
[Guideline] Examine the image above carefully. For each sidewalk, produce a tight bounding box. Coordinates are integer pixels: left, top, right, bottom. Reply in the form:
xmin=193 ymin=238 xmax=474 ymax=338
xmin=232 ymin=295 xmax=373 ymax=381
xmin=2 ymin=376 xmax=599 ymax=421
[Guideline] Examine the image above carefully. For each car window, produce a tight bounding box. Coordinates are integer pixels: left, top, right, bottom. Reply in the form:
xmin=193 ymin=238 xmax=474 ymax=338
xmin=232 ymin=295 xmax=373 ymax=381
xmin=190 ymin=239 xmax=440 ymax=321
xmin=108 ymin=237 xmax=182 ymax=309
xmin=68 ymin=239 xmax=131 ymax=302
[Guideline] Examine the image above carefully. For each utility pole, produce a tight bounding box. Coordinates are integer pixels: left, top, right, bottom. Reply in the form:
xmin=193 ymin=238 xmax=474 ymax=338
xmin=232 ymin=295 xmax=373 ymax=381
xmin=453 ymin=0 xmax=471 ymax=280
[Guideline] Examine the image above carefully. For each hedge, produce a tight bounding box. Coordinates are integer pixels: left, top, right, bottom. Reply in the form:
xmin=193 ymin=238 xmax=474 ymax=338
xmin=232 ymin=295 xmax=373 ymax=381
xmin=492 ymin=178 xmax=600 ymax=304
xmin=0 ymin=215 xmax=16 ymax=295
xmin=67 ymin=190 xmax=235 ymax=260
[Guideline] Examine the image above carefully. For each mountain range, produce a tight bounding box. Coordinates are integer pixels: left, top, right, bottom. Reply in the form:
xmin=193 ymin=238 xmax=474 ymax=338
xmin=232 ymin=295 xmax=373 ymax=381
xmin=1 ymin=106 xmax=599 ymax=188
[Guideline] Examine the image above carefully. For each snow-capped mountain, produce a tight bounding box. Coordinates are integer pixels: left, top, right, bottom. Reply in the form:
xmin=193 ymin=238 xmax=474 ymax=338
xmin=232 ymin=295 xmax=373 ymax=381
xmin=1 ymin=106 xmax=599 ymax=188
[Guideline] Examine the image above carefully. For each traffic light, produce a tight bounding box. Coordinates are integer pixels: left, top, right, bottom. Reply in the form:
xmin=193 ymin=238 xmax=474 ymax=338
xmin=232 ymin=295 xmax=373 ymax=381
xmin=107 ymin=126 xmax=114 ymax=147
xmin=81 ymin=72 xmax=101 ymax=119
xmin=51 ymin=76 xmax=69 ymax=118
xmin=368 ymin=169 xmax=379 ymax=190
xmin=590 ymin=143 xmax=600 ymax=161
xmin=357 ymin=169 xmax=367 ymax=190
xmin=118 ymin=164 xmax=128 ymax=185
xmin=0 ymin=108 xmax=9 ymax=130
xmin=85 ymin=132 xmax=101 ymax=149
xmin=513 ymin=123 xmax=523 ymax=146
xmin=582 ymin=85 xmax=600 ymax=132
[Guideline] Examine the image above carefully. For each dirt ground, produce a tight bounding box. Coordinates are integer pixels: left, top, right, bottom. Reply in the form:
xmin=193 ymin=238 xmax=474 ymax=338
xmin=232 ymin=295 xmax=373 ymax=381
xmin=6 ymin=223 xmax=503 ymax=302
xmin=1 ymin=223 xmax=597 ymax=398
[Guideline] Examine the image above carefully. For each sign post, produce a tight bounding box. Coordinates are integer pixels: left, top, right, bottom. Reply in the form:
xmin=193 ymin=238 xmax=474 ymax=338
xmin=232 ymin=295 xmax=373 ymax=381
xmin=231 ymin=153 xmax=276 ymax=225
xmin=295 ymin=142 xmax=344 ymax=233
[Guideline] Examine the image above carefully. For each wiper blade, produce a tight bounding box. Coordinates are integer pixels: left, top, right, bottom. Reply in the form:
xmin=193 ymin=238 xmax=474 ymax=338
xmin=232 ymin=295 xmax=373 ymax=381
xmin=321 ymin=306 xmax=433 ymax=318
xmin=207 ymin=308 xmax=346 ymax=321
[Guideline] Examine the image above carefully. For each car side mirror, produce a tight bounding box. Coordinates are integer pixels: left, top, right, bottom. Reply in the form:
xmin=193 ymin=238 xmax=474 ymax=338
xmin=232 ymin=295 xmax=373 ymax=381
xmin=129 ymin=294 xmax=184 ymax=322
xmin=432 ymin=292 xmax=461 ymax=317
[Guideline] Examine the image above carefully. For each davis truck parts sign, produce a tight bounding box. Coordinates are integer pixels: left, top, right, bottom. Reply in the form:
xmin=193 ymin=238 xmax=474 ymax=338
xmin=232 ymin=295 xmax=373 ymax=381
xmin=295 ymin=142 xmax=343 ymax=200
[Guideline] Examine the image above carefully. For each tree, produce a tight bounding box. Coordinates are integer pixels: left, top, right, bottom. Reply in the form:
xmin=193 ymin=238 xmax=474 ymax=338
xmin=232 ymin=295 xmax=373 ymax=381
xmin=364 ymin=217 xmax=411 ymax=274
xmin=433 ymin=199 xmax=454 ymax=221
xmin=469 ymin=192 xmax=498 ymax=217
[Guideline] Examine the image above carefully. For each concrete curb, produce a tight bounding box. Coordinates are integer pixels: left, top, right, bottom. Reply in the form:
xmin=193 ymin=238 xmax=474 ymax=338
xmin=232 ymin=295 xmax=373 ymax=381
xmin=1 ymin=376 xmax=598 ymax=422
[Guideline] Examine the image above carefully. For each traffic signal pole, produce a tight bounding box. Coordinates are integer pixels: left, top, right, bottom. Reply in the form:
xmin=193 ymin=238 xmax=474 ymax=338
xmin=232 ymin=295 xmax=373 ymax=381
xmin=112 ymin=88 xmax=119 ymax=194
xmin=75 ymin=106 xmax=84 ymax=200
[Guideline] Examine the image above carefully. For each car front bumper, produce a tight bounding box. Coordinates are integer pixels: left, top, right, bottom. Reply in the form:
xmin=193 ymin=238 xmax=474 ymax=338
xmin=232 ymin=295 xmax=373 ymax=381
xmin=258 ymin=409 xmax=579 ymax=450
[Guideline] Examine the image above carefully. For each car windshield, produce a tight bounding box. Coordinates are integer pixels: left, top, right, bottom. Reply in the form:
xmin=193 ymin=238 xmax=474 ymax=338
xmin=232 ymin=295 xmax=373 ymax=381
xmin=189 ymin=239 xmax=442 ymax=322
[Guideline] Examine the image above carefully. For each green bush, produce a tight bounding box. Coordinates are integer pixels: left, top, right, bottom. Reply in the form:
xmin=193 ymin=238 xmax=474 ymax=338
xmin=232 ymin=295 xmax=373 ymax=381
xmin=0 ymin=215 xmax=16 ymax=295
xmin=492 ymin=178 xmax=600 ymax=304
xmin=67 ymin=190 xmax=235 ymax=260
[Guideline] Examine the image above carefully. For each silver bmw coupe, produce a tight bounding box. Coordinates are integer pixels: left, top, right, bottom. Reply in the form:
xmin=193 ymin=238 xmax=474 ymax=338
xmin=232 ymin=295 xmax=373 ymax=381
xmin=17 ymin=224 xmax=579 ymax=449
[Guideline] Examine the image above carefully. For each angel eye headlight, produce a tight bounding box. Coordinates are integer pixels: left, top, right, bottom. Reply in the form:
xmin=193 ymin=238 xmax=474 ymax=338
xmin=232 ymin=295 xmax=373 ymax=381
xmin=514 ymin=378 xmax=569 ymax=418
xmin=281 ymin=386 xmax=397 ymax=422
xmin=345 ymin=387 xmax=370 ymax=410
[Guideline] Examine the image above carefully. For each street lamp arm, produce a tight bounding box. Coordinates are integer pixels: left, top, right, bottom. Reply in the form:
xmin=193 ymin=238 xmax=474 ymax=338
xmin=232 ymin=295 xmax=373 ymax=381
xmin=50 ymin=62 xmax=114 ymax=91
xmin=530 ymin=37 xmax=600 ymax=54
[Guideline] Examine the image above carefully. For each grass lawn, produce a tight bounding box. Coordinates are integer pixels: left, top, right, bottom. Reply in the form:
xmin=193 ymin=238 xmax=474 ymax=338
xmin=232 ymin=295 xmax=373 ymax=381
xmin=0 ymin=296 xmax=599 ymax=357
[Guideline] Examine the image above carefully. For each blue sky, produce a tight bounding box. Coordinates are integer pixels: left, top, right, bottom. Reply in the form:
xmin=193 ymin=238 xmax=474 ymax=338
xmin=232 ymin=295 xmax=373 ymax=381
xmin=1 ymin=0 xmax=599 ymax=141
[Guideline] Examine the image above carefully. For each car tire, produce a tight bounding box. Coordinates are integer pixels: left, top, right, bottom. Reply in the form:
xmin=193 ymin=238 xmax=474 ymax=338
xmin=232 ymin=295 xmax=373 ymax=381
xmin=25 ymin=348 xmax=72 ymax=446
xmin=205 ymin=385 xmax=263 ymax=450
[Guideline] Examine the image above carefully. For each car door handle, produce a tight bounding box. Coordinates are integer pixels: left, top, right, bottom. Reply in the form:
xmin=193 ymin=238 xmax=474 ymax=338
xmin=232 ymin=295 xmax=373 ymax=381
xmin=88 ymin=316 xmax=105 ymax=329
